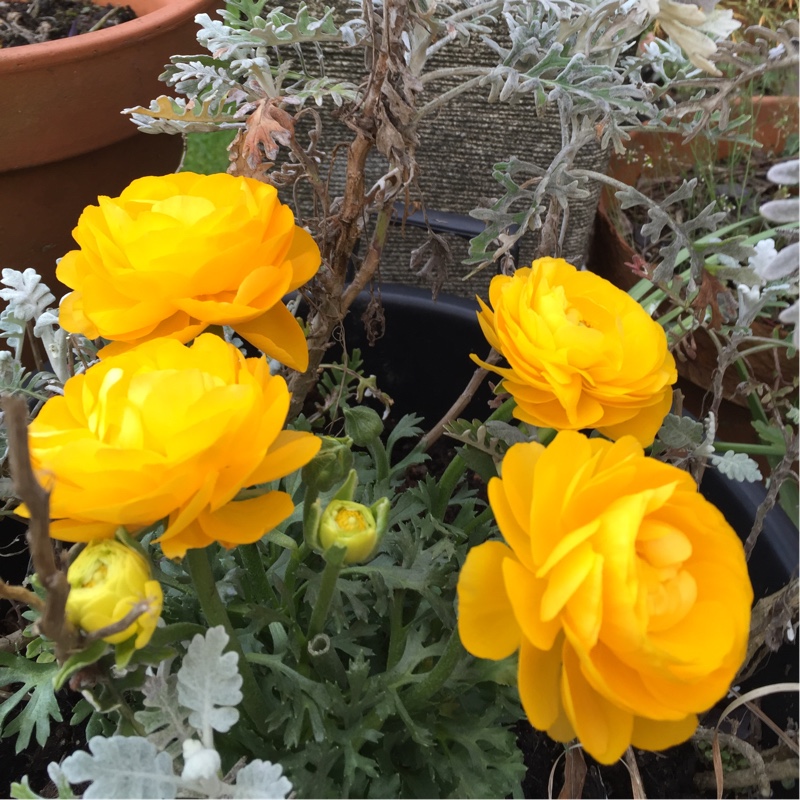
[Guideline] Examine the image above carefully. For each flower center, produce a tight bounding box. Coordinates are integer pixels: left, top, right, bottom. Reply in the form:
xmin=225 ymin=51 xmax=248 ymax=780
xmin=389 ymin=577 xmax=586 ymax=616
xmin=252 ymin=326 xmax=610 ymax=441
xmin=335 ymin=508 xmax=367 ymax=532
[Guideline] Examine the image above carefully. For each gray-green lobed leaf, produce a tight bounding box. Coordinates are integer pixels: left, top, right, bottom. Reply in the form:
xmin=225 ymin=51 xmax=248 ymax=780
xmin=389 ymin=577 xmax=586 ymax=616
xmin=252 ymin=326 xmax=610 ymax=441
xmin=177 ymin=626 xmax=242 ymax=735
xmin=135 ymin=672 xmax=191 ymax=753
xmin=657 ymin=414 xmax=705 ymax=449
xmin=711 ymin=451 xmax=763 ymax=483
xmin=60 ymin=736 xmax=177 ymax=799
xmin=233 ymin=760 xmax=293 ymax=799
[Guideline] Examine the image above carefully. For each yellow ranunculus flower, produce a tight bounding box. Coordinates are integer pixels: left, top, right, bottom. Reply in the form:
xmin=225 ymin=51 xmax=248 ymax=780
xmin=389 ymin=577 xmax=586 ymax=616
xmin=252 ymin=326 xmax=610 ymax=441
xmin=457 ymin=432 xmax=752 ymax=765
xmin=66 ymin=540 xmax=163 ymax=648
xmin=57 ymin=172 xmax=320 ymax=372
xmin=473 ymin=259 xmax=677 ymax=446
xmin=24 ymin=334 xmax=321 ymax=559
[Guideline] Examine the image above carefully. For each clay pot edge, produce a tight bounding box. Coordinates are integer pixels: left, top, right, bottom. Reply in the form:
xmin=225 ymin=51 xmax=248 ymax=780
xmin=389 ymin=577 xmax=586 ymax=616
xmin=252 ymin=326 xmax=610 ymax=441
xmin=0 ymin=0 xmax=217 ymax=71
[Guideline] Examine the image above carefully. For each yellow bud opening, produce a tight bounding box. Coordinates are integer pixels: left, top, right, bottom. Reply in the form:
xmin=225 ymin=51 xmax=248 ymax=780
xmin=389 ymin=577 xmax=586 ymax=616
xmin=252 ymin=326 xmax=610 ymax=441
xmin=319 ymin=500 xmax=378 ymax=564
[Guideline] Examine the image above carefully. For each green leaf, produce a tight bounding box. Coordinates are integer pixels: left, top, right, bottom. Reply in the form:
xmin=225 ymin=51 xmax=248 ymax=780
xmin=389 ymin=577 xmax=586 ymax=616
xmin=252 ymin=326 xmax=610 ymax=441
xmin=53 ymin=640 xmax=108 ymax=691
xmin=751 ymin=420 xmax=787 ymax=450
xmin=9 ymin=778 xmax=42 ymax=799
xmin=0 ymin=652 xmax=61 ymax=751
xmin=114 ymin=636 xmax=137 ymax=671
xmin=779 ymin=479 xmax=799 ymax=528
xmin=147 ymin=622 xmax=207 ymax=650
xmin=657 ymin=413 xmax=705 ymax=449
xmin=456 ymin=445 xmax=499 ymax=484
xmin=265 ymin=529 xmax=298 ymax=550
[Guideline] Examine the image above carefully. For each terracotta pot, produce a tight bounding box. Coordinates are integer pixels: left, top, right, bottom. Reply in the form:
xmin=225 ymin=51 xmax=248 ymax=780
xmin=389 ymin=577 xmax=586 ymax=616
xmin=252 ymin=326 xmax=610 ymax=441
xmin=0 ymin=0 xmax=220 ymax=286
xmin=602 ymin=96 xmax=799 ymax=193
xmin=588 ymin=96 xmax=799 ymax=427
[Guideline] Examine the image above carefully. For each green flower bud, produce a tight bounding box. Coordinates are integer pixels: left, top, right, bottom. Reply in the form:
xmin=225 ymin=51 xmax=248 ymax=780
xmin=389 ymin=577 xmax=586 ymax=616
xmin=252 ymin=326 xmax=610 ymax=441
xmin=318 ymin=497 xmax=390 ymax=564
xmin=343 ymin=405 xmax=384 ymax=447
xmin=302 ymin=435 xmax=354 ymax=493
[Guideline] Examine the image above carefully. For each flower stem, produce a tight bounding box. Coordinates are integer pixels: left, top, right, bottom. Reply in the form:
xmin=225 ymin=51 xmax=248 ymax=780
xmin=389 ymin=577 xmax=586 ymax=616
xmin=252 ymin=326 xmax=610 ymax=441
xmin=185 ymin=547 xmax=272 ymax=738
xmin=386 ymin=589 xmax=406 ymax=671
xmin=306 ymin=546 xmax=346 ymax=641
xmin=368 ymin=441 xmax=391 ymax=483
xmin=713 ymin=441 xmax=786 ymax=456
xmin=104 ymin=680 xmax=146 ymax=737
xmin=404 ymin=628 xmax=465 ymax=711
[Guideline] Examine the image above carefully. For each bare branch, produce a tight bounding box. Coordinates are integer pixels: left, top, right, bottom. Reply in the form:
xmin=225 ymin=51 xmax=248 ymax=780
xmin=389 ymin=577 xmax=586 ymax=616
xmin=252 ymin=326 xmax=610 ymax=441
xmin=0 ymin=394 xmax=79 ymax=660
xmin=83 ymin=600 xmax=153 ymax=645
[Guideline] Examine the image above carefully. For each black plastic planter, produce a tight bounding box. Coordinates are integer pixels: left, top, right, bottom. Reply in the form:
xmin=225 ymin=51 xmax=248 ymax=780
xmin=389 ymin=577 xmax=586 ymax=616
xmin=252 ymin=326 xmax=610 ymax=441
xmin=342 ymin=284 xmax=799 ymax=772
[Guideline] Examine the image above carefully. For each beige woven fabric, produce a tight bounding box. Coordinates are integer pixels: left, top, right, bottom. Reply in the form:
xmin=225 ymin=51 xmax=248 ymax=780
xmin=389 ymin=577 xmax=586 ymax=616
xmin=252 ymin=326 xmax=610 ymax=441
xmin=280 ymin=3 xmax=608 ymax=298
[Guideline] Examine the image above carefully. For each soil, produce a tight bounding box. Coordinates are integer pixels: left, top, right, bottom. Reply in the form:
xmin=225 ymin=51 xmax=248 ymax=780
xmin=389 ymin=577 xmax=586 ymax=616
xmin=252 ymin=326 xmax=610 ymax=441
xmin=0 ymin=0 xmax=136 ymax=48
xmin=0 ymin=690 xmax=88 ymax=798
xmin=516 ymin=727 xmax=701 ymax=799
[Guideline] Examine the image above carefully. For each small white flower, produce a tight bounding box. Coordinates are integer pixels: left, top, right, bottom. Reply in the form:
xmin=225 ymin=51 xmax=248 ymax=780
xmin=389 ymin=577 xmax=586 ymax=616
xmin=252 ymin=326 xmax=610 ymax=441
xmin=748 ymin=239 xmax=778 ymax=279
xmin=736 ymin=283 xmax=763 ymax=327
xmin=644 ymin=0 xmax=740 ymax=75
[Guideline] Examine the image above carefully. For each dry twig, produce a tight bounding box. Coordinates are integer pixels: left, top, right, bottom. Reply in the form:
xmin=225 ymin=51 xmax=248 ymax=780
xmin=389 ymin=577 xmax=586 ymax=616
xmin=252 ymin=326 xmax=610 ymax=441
xmin=0 ymin=394 xmax=78 ymax=660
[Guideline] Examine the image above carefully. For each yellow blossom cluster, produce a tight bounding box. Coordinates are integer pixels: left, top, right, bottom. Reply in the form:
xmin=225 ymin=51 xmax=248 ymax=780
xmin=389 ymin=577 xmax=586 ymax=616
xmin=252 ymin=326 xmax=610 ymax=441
xmin=25 ymin=172 xmax=322 ymax=649
xmin=459 ymin=260 xmax=752 ymax=763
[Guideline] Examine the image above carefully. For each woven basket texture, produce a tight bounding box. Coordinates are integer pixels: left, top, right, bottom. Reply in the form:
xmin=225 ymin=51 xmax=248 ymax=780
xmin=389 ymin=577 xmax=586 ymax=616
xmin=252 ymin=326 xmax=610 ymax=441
xmin=279 ymin=3 xmax=609 ymax=298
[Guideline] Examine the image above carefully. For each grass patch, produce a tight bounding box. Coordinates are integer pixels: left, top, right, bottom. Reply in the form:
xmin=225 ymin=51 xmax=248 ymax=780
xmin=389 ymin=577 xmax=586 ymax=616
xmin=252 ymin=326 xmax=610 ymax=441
xmin=182 ymin=131 xmax=237 ymax=174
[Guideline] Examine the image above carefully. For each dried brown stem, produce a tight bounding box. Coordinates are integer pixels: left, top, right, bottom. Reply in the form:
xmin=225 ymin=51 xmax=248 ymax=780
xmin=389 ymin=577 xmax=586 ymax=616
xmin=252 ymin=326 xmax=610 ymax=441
xmin=744 ymin=430 xmax=798 ymax=560
xmin=420 ymin=348 xmax=501 ymax=452
xmin=738 ymin=578 xmax=799 ymax=683
xmin=694 ymin=759 xmax=799 ymax=794
xmin=288 ymin=0 xmax=414 ymax=417
xmin=0 ymin=394 xmax=79 ymax=660
xmin=623 ymin=747 xmax=647 ymax=799
xmin=0 ymin=578 xmax=43 ymax=611
xmin=0 ymin=629 xmax=27 ymax=654
xmin=693 ymin=727 xmax=772 ymax=799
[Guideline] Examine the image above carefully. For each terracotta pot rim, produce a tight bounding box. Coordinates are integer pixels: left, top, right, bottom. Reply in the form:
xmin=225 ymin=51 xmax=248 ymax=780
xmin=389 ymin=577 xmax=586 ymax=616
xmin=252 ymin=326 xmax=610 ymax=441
xmin=0 ymin=0 xmax=216 ymax=71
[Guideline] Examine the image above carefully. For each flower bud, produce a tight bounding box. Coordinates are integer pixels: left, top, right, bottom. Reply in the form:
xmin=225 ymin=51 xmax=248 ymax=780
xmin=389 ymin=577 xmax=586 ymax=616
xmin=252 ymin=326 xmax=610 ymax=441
xmin=65 ymin=540 xmax=163 ymax=649
xmin=301 ymin=436 xmax=354 ymax=493
xmin=317 ymin=498 xmax=390 ymax=565
xmin=182 ymin=739 xmax=222 ymax=782
xmin=343 ymin=405 xmax=384 ymax=447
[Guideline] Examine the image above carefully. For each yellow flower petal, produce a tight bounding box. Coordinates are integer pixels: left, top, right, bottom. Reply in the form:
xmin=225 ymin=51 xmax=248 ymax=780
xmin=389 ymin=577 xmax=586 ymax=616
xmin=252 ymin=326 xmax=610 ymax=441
xmin=457 ymin=541 xmax=521 ymax=660
xmin=472 ymin=259 xmax=677 ymax=446
xmin=630 ymin=713 xmax=699 ymax=752
xmin=56 ymin=172 xmax=320 ymax=354
xmin=199 ymin=491 xmax=294 ymax=549
xmin=518 ymin=635 xmax=565 ymax=731
xmin=233 ymin=303 xmax=310 ymax=372
xmin=562 ymin=643 xmax=633 ymax=765
xmin=461 ymin=432 xmax=753 ymax=763
xmin=30 ymin=335 xmax=320 ymax=558
xmin=503 ymin=556 xmax=561 ymax=650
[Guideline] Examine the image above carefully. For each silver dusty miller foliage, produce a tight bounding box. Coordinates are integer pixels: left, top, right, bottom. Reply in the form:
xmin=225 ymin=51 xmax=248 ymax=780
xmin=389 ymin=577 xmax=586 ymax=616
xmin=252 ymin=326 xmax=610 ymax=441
xmin=125 ymin=1 xmax=797 ymax=283
xmin=11 ymin=627 xmax=292 ymax=800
